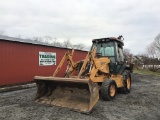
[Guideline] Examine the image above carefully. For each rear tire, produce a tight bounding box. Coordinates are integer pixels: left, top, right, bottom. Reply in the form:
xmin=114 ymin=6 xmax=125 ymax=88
xmin=121 ymin=70 xmax=131 ymax=94
xmin=101 ymin=79 xmax=117 ymax=101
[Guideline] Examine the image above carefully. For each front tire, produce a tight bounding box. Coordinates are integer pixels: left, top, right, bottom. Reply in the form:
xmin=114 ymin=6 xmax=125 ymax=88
xmin=101 ymin=79 xmax=117 ymax=101
xmin=121 ymin=70 xmax=131 ymax=93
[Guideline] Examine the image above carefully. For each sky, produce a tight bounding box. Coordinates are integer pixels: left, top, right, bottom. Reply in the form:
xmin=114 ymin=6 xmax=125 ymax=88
xmin=0 ymin=0 xmax=160 ymax=54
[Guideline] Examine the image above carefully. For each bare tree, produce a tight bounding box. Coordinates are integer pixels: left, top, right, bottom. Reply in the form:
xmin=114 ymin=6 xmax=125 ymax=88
xmin=145 ymin=42 xmax=160 ymax=72
xmin=153 ymin=33 xmax=160 ymax=55
xmin=146 ymin=42 xmax=157 ymax=58
xmin=43 ymin=36 xmax=53 ymax=43
xmin=53 ymin=40 xmax=63 ymax=47
xmin=48 ymin=37 xmax=63 ymax=47
xmin=123 ymin=48 xmax=131 ymax=59
xmin=33 ymin=37 xmax=43 ymax=42
xmin=54 ymin=42 xmax=63 ymax=47
xmin=63 ymin=39 xmax=72 ymax=48
xmin=39 ymin=36 xmax=63 ymax=47
xmin=0 ymin=30 xmax=6 ymax=36
xmin=72 ymin=44 xmax=85 ymax=50
xmin=17 ymin=35 xmax=22 ymax=39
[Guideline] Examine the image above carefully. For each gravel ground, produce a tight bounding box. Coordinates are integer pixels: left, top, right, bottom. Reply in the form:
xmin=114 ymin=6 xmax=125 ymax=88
xmin=0 ymin=73 xmax=160 ymax=120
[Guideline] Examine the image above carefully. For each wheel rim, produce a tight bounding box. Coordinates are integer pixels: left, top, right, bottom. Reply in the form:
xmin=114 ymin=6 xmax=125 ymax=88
xmin=126 ymin=76 xmax=131 ymax=89
xmin=110 ymin=84 xmax=116 ymax=97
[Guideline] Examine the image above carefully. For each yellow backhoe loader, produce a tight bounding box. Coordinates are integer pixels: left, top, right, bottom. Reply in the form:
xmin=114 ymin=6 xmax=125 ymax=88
xmin=34 ymin=36 xmax=133 ymax=113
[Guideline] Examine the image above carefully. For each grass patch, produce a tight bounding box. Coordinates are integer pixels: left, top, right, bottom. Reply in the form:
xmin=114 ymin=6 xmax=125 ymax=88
xmin=133 ymin=69 xmax=160 ymax=76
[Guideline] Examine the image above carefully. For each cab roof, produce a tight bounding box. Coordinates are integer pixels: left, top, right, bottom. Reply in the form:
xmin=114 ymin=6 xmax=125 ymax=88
xmin=92 ymin=37 xmax=124 ymax=46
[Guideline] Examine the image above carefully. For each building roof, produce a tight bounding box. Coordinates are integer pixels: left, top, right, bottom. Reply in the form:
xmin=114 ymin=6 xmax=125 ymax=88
xmin=0 ymin=35 xmax=88 ymax=52
xmin=0 ymin=35 xmax=50 ymax=46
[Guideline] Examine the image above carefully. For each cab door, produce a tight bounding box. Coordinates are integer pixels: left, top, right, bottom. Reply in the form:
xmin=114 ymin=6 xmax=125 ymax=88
xmin=115 ymin=42 xmax=125 ymax=73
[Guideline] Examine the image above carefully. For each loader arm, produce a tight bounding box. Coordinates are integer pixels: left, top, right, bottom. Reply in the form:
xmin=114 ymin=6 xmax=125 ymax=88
xmin=77 ymin=47 xmax=97 ymax=78
xmin=53 ymin=49 xmax=78 ymax=77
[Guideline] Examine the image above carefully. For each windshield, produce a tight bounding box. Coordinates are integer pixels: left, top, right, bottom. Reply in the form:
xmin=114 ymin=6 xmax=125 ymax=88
xmin=91 ymin=41 xmax=115 ymax=56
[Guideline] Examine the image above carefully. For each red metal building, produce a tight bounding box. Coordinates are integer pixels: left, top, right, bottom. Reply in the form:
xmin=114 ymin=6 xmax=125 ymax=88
xmin=0 ymin=36 xmax=87 ymax=86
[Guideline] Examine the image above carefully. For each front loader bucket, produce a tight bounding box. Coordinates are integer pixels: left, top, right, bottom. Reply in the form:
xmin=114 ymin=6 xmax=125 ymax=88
xmin=34 ymin=76 xmax=99 ymax=113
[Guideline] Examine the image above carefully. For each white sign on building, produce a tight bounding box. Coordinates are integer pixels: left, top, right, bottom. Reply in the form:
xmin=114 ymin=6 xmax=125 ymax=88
xmin=39 ymin=52 xmax=56 ymax=66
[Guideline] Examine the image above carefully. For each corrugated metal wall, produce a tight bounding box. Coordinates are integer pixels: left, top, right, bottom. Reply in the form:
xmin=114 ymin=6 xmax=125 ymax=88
xmin=0 ymin=40 xmax=87 ymax=86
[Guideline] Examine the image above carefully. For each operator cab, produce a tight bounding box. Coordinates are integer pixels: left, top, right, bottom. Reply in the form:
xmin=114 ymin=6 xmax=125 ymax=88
xmin=91 ymin=36 xmax=125 ymax=73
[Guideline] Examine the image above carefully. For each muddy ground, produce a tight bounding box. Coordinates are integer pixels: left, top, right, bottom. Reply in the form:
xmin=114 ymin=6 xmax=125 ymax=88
xmin=0 ymin=73 xmax=160 ymax=120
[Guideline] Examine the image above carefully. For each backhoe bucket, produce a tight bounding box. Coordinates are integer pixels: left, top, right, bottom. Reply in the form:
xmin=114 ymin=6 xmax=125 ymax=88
xmin=34 ymin=76 xmax=99 ymax=113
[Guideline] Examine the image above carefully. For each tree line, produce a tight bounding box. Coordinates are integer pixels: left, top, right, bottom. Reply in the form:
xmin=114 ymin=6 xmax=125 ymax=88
xmin=33 ymin=36 xmax=89 ymax=51
xmin=130 ymin=33 xmax=160 ymax=72
xmin=0 ymin=30 xmax=89 ymax=51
